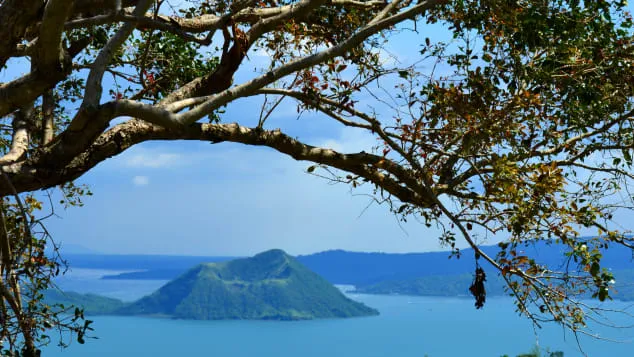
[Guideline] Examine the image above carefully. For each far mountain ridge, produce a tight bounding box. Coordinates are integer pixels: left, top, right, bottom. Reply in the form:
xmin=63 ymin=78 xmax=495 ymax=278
xmin=92 ymin=240 xmax=634 ymax=285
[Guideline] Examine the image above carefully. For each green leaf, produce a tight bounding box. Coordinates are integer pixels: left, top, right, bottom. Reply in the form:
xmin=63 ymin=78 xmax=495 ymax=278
xmin=623 ymin=150 xmax=632 ymax=164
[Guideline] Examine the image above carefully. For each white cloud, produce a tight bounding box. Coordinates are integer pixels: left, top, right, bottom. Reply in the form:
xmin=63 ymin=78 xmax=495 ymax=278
xmin=132 ymin=176 xmax=149 ymax=186
xmin=125 ymin=153 xmax=181 ymax=168
xmin=317 ymin=126 xmax=376 ymax=153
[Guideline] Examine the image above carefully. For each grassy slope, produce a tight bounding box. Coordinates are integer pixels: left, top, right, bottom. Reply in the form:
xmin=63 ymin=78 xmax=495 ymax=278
xmin=117 ymin=249 xmax=379 ymax=320
xmin=43 ymin=290 xmax=126 ymax=315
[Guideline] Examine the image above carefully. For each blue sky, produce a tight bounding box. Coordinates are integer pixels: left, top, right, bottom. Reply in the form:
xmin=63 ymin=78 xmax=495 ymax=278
xmin=15 ymin=5 xmax=634 ymax=256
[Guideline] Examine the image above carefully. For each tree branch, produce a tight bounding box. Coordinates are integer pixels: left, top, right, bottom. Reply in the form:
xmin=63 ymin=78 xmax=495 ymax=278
xmin=71 ymin=0 xmax=153 ymax=130
xmin=177 ymin=0 xmax=446 ymax=124
xmin=0 ymin=36 xmax=88 ymax=119
xmin=34 ymin=0 xmax=74 ymax=70
xmin=0 ymin=106 xmax=32 ymax=166
xmin=42 ymin=90 xmax=55 ymax=145
xmin=0 ymin=0 xmax=44 ymax=68
xmin=0 ymin=120 xmax=436 ymax=209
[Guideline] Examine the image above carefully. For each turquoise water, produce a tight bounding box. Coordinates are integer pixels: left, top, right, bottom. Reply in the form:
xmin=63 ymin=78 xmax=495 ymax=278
xmin=44 ymin=270 xmax=634 ymax=357
xmin=53 ymin=268 xmax=168 ymax=301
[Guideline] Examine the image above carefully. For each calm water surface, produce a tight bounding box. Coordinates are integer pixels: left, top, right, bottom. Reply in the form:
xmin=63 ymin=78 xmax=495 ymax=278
xmin=43 ymin=269 xmax=634 ymax=357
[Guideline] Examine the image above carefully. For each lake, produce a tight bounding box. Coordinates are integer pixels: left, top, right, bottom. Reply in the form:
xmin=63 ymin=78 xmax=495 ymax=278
xmin=43 ymin=269 xmax=634 ymax=357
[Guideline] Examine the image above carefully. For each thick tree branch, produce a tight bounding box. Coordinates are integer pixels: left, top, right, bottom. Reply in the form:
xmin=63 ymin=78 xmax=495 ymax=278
xmin=73 ymin=0 xmax=153 ymax=124
xmin=0 ymin=106 xmax=32 ymax=166
xmin=0 ymin=0 xmax=44 ymax=68
xmin=0 ymin=37 xmax=89 ymax=119
xmin=0 ymin=121 xmax=436 ymax=208
xmin=64 ymin=0 xmax=386 ymax=33
xmin=42 ymin=90 xmax=55 ymax=145
xmin=368 ymin=0 xmax=407 ymax=26
xmin=65 ymin=10 xmax=214 ymax=45
xmin=35 ymin=0 xmax=74 ymax=70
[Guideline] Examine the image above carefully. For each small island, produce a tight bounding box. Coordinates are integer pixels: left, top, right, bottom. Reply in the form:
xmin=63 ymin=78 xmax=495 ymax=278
xmin=50 ymin=249 xmax=378 ymax=320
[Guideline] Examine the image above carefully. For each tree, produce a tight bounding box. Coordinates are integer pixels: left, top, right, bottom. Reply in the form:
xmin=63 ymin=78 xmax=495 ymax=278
xmin=0 ymin=0 xmax=632 ymax=354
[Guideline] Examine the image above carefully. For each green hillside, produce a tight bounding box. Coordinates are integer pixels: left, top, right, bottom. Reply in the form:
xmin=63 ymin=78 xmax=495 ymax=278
xmin=354 ymin=269 xmax=634 ymax=301
xmin=43 ymin=290 xmax=125 ymax=315
xmin=352 ymin=273 xmax=500 ymax=297
xmin=116 ymin=249 xmax=379 ymax=320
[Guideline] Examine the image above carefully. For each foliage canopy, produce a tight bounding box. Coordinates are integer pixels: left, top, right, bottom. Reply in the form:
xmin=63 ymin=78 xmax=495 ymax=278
xmin=0 ymin=0 xmax=633 ymax=354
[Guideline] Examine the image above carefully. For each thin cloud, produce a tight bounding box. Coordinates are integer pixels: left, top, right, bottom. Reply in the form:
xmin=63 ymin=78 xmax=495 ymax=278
xmin=318 ymin=126 xmax=376 ymax=154
xmin=132 ymin=176 xmax=149 ymax=186
xmin=125 ymin=153 xmax=181 ymax=168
